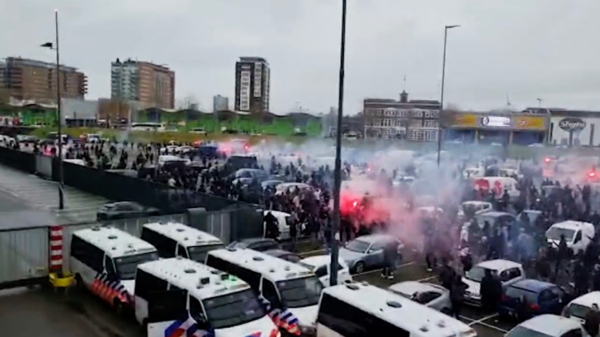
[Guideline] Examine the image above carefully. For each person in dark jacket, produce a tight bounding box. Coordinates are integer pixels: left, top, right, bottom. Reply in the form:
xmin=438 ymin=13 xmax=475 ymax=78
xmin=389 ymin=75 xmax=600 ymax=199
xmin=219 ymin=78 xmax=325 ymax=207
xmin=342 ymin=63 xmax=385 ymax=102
xmin=481 ymin=269 xmax=502 ymax=313
xmin=381 ymin=240 xmax=398 ymax=280
xmin=584 ymin=303 xmax=600 ymax=337
xmin=450 ymin=274 xmax=467 ymax=318
xmin=264 ymin=212 xmax=279 ymax=239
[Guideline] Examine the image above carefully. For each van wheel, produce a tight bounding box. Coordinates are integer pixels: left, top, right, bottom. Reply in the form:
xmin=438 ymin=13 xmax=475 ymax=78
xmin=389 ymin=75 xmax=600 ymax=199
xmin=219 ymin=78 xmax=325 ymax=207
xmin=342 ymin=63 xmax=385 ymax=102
xmin=354 ymin=262 xmax=365 ymax=274
xmin=74 ymin=274 xmax=85 ymax=291
xmin=114 ymin=299 xmax=124 ymax=315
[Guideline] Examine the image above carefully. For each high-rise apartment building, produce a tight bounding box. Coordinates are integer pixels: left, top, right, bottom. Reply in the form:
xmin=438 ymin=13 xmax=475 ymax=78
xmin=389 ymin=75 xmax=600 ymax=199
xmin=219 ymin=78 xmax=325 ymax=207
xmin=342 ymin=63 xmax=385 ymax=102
xmin=111 ymin=58 xmax=175 ymax=109
xmin=234 ymin=57 xmax=270 ymax=112
xmin=0 ymin=57 xmax=87 ymax=103
xmin=213 ymin=95 xmax=229 ymax=112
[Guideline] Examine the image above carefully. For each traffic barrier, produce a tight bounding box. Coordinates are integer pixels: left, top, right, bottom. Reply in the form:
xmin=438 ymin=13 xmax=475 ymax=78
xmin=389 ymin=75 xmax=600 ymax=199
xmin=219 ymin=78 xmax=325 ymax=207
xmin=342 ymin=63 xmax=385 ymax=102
xmin=49 ymin=225 xmax=63 ymax=272
xmin=0 ymin=226 xmax=49 ymax=289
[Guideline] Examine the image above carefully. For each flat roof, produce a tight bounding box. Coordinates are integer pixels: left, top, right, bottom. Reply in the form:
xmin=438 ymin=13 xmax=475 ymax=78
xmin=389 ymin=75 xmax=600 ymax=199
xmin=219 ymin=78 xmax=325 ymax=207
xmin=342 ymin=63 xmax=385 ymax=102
xmin=73 ymin=227 xmax=156 ymax=258
xmin=143 ymin=222 xmax=222 ymax=247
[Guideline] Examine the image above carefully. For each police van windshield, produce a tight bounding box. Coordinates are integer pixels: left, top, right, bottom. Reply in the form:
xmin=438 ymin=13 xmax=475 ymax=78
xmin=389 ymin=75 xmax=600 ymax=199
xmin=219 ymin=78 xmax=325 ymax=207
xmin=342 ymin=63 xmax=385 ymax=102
xmin=188 ymin=244 xmax=224 ymax=263
xmin=277 ymin=276 xmax=324 ymax=308
xmin=115 ymin=252 xmax=159 ymax=280
xmin=202 ymin=289 xmax=265 ymax=329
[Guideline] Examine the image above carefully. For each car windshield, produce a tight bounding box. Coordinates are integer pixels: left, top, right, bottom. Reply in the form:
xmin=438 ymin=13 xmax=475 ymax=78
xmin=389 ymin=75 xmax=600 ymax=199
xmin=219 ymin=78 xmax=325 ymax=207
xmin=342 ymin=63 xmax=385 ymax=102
xmin=506 ymin=326 xmax=552 ymax=337
xmin=345 ymin=239 xmax=370 ymax=253
xmin=277 ymin=276 xmax=324 ymax=308
xmin=568 ymin=304 xmax=591 ymax=319
xmin=115 ymin=252 xmax=159 ymax=280
xmin=546 ymin=227 xmax=576 ymax=241
xmin=202 ymin=289 xmax=265 ymax=329
xmin=188 ymin=244 xmax=224 ymax=263
xmin=298 ymin=262 xmax=316 ymax=271
xmin=465 ymin=266 xmax=495 ymax=283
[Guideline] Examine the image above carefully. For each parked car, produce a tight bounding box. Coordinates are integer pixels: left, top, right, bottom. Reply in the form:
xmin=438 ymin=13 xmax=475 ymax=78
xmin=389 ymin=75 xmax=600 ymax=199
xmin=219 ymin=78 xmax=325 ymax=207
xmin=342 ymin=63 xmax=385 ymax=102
xmin=562 ymin=291 xmax=600 ymax=326
xmin=227 ymin=238 xmax=281 ymax=252
xmin=263 ymin=249 xmax=301 ymax=263
xmin=298 ymin=255 xmax=353 ymax=287
xmin=338 ymin=234 xmax=404 ymax=274
xmin=388 ymin=281 xmax=452 ymax=314
xmin=505 ymin=314 xmax=588 ymax=337
xmin=96 ymin=201 xmax=160 ymax=221
xmin=463 ymin=259 xmax=525 ymax=307
xmin=499 ymin=279 xmax=573 ymax=320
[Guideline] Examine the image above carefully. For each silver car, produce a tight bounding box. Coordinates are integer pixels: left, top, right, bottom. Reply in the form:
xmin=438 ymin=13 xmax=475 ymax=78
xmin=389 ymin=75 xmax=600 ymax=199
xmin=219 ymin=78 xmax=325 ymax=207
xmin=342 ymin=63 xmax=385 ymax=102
xmin=338 ymin=234 xmax=403 ymax=274
xmin=388 ymin=281 xmax=452 ymax=314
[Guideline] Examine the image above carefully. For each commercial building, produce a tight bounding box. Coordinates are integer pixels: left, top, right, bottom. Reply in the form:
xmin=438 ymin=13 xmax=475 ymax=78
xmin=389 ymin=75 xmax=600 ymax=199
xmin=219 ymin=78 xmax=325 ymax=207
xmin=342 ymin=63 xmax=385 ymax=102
xmin=540 ymin=108 xmax=600 ymax=146
xmin=213 ymin=95 xmax=229 ymax=112
xmin=363 ymin=91 xmax=441 ymax=141
xmin=0 ymin=57 xmax=87 ymax=103
xmin=234 ymin=57 xmax=270 ymax=113
xmin=444 ymin=109 xmax=549 ymax=145
xmin=111 ymin=58 xmax=175 ymax=109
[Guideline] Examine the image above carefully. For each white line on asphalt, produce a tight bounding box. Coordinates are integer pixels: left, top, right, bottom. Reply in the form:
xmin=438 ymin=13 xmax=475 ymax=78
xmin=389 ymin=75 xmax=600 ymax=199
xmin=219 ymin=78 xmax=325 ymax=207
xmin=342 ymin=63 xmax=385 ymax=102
xmin=353 ymin=261 xmax=416 ymax=277
xmin=475 ymin=321 xmax=508 ymax=333
xmin=416 ymin=275 xmax=437 ymax=282
xmin=468 ymin=313 xmax=499 ymax=326
xmin=299 ymin=248 xmax=326 ymax=257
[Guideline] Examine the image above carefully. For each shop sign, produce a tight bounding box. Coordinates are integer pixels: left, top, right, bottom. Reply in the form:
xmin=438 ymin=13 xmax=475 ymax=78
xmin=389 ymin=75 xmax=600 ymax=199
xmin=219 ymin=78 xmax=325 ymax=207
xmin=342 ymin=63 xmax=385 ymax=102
xmin=481 ymin=116 xmax=511 ymax=127
xmin=558 ymin=118 xmax=586 ymax=132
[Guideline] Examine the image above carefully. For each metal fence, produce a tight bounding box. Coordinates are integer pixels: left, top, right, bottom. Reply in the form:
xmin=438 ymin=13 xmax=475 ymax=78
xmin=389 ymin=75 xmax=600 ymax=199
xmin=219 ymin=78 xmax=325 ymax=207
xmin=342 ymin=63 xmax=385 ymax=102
xmin=0 ymin=227 xmax=49 ymax=286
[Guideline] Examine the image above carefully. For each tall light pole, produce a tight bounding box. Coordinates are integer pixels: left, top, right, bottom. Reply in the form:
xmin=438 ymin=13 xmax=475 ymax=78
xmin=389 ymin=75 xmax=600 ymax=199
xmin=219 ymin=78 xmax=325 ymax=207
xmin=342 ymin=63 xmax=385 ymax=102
xmin=330 ymin=0 xmax=347 ymax=286
xmin=436 ymin=24 xmax=460 ymax=167
xmin=41 ymin=9 xmax=64 ymax=210
xmin=537 ymin=98 xmax=542 ymax=108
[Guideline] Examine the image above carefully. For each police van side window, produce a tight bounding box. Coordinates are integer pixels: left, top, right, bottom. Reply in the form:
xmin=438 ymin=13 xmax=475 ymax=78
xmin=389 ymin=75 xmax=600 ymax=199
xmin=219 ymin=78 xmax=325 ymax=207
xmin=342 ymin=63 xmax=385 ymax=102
xmin=176 ymin=245 xmax=189 ymax=259
xmin=71 ymin=235 xmax=104 ymax=272
xmin=104 ymin=255 xmax=116 ymax=275
xmin=317 ymin=294 xmax=409 ymax=337
xmin=134 ymin=269 xmax=168 ymax=300
xmin=141 ymin=228 xmax=177 ymax=258
xmin=262 ymin=279 xmax=281 ymax=308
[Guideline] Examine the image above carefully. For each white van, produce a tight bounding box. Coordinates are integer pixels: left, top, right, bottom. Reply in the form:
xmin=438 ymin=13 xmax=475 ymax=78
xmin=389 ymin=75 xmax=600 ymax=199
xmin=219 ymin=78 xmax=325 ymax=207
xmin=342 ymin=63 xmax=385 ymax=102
xmin=546 ymin=221 xmax=595 ymax=255
xmin=135 ymin=257 xmax=278 ymax=337
xmin=141 ymin=222 xmax=224 ymax=262
xmin=316 ymin=283 xmax=477 ymax=337
xmin=263 ymin=211 xmax=292 ymax=240
xmin=562 ymin=291 xmax=600 ymax=325
xmin=206 ymin=248 xmax=324 ymax=336
xmin=69 ymin=227 xmax=159 ymax=311
xmin=462 ymin=259 xmax=525 ymax=307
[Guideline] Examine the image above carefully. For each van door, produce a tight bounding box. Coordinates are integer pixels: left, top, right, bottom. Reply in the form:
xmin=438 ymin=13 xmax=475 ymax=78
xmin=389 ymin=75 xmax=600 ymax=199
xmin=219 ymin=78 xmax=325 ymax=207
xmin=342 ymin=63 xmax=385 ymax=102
xmin=176 ymin=244 xmax=189 ymax=259
xmin=146 ymin=289 xmax=188 ymax=337
xmin=572 ymin=230 xmax=584 ymax=253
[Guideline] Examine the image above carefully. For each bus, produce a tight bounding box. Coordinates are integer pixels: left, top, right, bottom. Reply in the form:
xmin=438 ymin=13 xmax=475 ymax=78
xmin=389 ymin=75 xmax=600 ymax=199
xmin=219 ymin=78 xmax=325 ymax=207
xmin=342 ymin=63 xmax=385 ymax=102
xmin=140 ymin=221 xmax=224 ymax=262
xmin=134 ymin=257 xmax=279 ymax=337
xmin=131 ymin=122 xmax=166 ymax=132
xmin=206 ymin=247 xmax=324 ymax=336
xmin=316 ymin=283 xmax=477 ymax=337
xmin=69 ymin=227 xmax=159 ymax=312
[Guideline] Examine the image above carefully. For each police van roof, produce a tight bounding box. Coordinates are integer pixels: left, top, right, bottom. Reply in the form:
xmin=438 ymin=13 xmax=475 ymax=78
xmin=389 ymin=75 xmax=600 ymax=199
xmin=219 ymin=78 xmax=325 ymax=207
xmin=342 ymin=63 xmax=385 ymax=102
xmin=74 ymin=227 xmax=156 ymax=258
xmin=138 ymin=257 xmax=250 ymax=300
xmin=143 ymin=222 xmax=223 ymax=247
xmin=208 ymin=248 xmax=314 ymax=282
xmin=324 ymin=283 xmax=475 ymax=336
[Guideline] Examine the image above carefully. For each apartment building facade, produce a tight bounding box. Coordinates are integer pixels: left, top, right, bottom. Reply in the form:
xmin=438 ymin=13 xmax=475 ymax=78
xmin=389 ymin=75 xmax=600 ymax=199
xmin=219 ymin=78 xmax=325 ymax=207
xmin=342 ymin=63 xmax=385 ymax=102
xmin=111 ymin=58 xmax=175 ymax=109
xmin=0 ymin=57 xmax=87 ymax=103
xmin=234 ymin=57 xmax=270 ymax=113
xmin=364 ymin=91 xmax=441 ymax=142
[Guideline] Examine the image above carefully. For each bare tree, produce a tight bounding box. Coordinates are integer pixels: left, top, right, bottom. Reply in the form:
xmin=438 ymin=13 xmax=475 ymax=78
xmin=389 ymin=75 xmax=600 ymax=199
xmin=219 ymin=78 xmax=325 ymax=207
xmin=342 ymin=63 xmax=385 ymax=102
xmin=178 ymin=94 xmax=199 ymax=110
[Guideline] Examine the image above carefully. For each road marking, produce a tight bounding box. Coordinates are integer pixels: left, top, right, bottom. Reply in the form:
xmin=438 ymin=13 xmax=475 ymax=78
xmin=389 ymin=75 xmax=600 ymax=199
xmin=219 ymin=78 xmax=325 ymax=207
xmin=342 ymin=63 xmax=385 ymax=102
xmin=299 ymin=248 xmax=326 ymax=257
xmin=353 ymin=261 xmax=416 ymax=277
xmin=416 ymin=275 xmax=437 ymax=282
xmin=468 ymin=313 xmax=498 ymax=326
xmin=474 ymin=320 xmax=508 ymax=333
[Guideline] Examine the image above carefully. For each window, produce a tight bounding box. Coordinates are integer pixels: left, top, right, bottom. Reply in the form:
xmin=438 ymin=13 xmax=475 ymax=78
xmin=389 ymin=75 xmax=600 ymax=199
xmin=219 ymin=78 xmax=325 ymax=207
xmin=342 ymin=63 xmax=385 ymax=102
xmin=114 ymin=252 xmax=159 ymax=280
xmin=187 ymin=244 xmax=224 ymax=263
xmin=507 ymin=268 xmax=522 ymax=280
xmin=146 ymin=288 xmax=187 ymax=324
xmin=277 ymin=276 xmax=323 ymax=308
xmin=104 ymin=255 xmax=116 ymax=275
xmin=189 ymin=296 xmax=208 ymax=326
xmin=116 ymin=203 xmax=134 ymax=211
xmin=203 ymin=289 xmax=266 ymax=329
xmin=413 ymin=292 xmax=442 ymax=305
xmin=317 ymin=294 xmax=409 ymax=337
xmin=574 ymin=231 xmax=582 ymax=243
xmin=176 ymin=245 xmax=189 ymax=259
xmin=262 ymin=279 xmax=281 ymax=307
xmin=141 ymin=228 xmax=177 ymax=258
xmin=134 ymin=269 xmax=168 ymax=299
xmin=70 ymin=235 xmax=104 ymax=272
xmin=314 ymin=266 xmax=328 ymax=278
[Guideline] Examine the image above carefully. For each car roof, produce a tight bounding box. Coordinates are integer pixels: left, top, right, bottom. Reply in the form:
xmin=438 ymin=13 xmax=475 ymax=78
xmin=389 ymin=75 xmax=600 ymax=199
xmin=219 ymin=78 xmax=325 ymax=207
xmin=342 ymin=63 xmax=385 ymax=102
xmin=388 ymin=281 xmax=447 ymax=296
xmin=477 ymin=211 xmax=512 ymax=218
xmin=207 ymin=248 xmax=314 ymax=283
xmin=143 ymin=222 xmax=222 ymax=248
xmin=517 ymin=314 xmax=581 ymax=336
xmin=477 ymin=259 xmax=522 ymax=270
xmin=299 ymin=255 xmax=346 ymax=268
xmin=263 ymin=249 xmax=294 ymax=257
xmin=510 ymin=279 xmax=556 ymax=292
xmin=570 ymin=291 xmax=600 ymax=307
xmin=264 ymin=210 xmax=290 ymax=217
xmin=73 ymin=226 xmax=156 ymax=258
xmin=238 ymin=237 xmax=275 ymax=245
xmin=324 ymin=283 xmax=474 ymax=336
xmin=551 ymin=220 xmax=594 ymax=230
xmin=352 ymin=233 xmax=396 ymax=244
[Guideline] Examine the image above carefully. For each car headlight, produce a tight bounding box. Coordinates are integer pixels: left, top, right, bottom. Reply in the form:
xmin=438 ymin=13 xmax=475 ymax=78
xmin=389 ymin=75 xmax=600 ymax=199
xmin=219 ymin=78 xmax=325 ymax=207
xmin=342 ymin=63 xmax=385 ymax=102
xmin=299 ymin=325 xmax=316 ymax=336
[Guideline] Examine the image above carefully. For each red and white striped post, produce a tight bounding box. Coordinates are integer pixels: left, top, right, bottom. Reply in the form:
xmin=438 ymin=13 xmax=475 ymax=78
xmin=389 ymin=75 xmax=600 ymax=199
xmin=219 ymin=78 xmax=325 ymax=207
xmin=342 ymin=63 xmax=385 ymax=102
xmin=49 ymin=225 xmax=64 ymax=273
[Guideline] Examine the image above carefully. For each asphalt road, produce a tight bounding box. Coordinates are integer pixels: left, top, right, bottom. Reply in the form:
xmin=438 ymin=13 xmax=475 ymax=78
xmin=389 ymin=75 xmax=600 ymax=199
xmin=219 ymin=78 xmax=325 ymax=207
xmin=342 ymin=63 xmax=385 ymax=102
xmin=0 ymin=188 xmax=56 ymax=229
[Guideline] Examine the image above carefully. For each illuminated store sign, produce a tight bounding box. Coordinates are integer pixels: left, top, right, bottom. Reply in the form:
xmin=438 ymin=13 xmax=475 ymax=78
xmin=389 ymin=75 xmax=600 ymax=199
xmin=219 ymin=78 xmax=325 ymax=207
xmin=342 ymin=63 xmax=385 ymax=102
xmin=481 ymin=116 xmax=511 ymax=127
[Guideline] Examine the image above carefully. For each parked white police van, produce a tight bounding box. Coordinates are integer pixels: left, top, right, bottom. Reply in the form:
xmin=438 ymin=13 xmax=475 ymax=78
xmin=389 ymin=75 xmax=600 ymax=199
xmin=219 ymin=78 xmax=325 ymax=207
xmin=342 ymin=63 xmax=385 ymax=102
xmin=70 ymin=226 xmax=159 ymax=311
xmin=206 ymin=247 xmax=324 ymax=336
xmin=134 ymin=257 xmax=279 ymax=337
xmin=316 ymin=283 xmax=477 ymax=337
xmin=141 ymin=221 xmax=224 ymax=262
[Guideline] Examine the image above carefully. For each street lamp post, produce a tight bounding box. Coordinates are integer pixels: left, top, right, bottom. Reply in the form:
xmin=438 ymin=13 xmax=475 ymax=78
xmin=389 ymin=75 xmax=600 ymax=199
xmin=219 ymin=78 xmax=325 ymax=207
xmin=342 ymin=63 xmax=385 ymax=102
xmin=436 ymin=24 xmax=460 ymax=167
xmin=41 ymin=9 xmax=64 ymax=210
xmin=330 ymin=0 xmax=347 ymax=286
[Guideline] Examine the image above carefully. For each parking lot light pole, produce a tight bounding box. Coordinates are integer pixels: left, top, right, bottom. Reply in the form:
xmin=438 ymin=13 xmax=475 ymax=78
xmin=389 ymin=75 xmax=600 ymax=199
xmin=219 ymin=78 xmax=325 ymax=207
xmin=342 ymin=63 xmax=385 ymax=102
xmin=330 ymin=0 xmax=347 ymax=287
xmin=436 ymin=24 xmax=460 ymax=167
xmin=41 ymin=9 xmax=64 ymax=210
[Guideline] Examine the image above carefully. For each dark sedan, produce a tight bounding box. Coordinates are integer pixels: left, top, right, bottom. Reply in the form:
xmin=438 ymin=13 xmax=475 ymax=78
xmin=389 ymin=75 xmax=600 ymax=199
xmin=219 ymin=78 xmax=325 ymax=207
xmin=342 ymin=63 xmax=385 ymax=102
xmin=96 ymin=201 xmax=160 ymax=221
xmin=263 ymin=249 xmax=301 ymax=263
xmin=499 ymin=279 xmax=573 ymax=321
xmin=227 ymin=238 xmax=281 ymax=252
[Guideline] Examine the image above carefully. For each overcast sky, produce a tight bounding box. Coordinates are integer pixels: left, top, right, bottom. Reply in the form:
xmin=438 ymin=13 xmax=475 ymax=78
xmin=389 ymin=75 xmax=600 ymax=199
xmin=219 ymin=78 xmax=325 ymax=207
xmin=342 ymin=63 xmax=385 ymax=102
xmin=1 ymin=0 xmax=599 ymax=114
